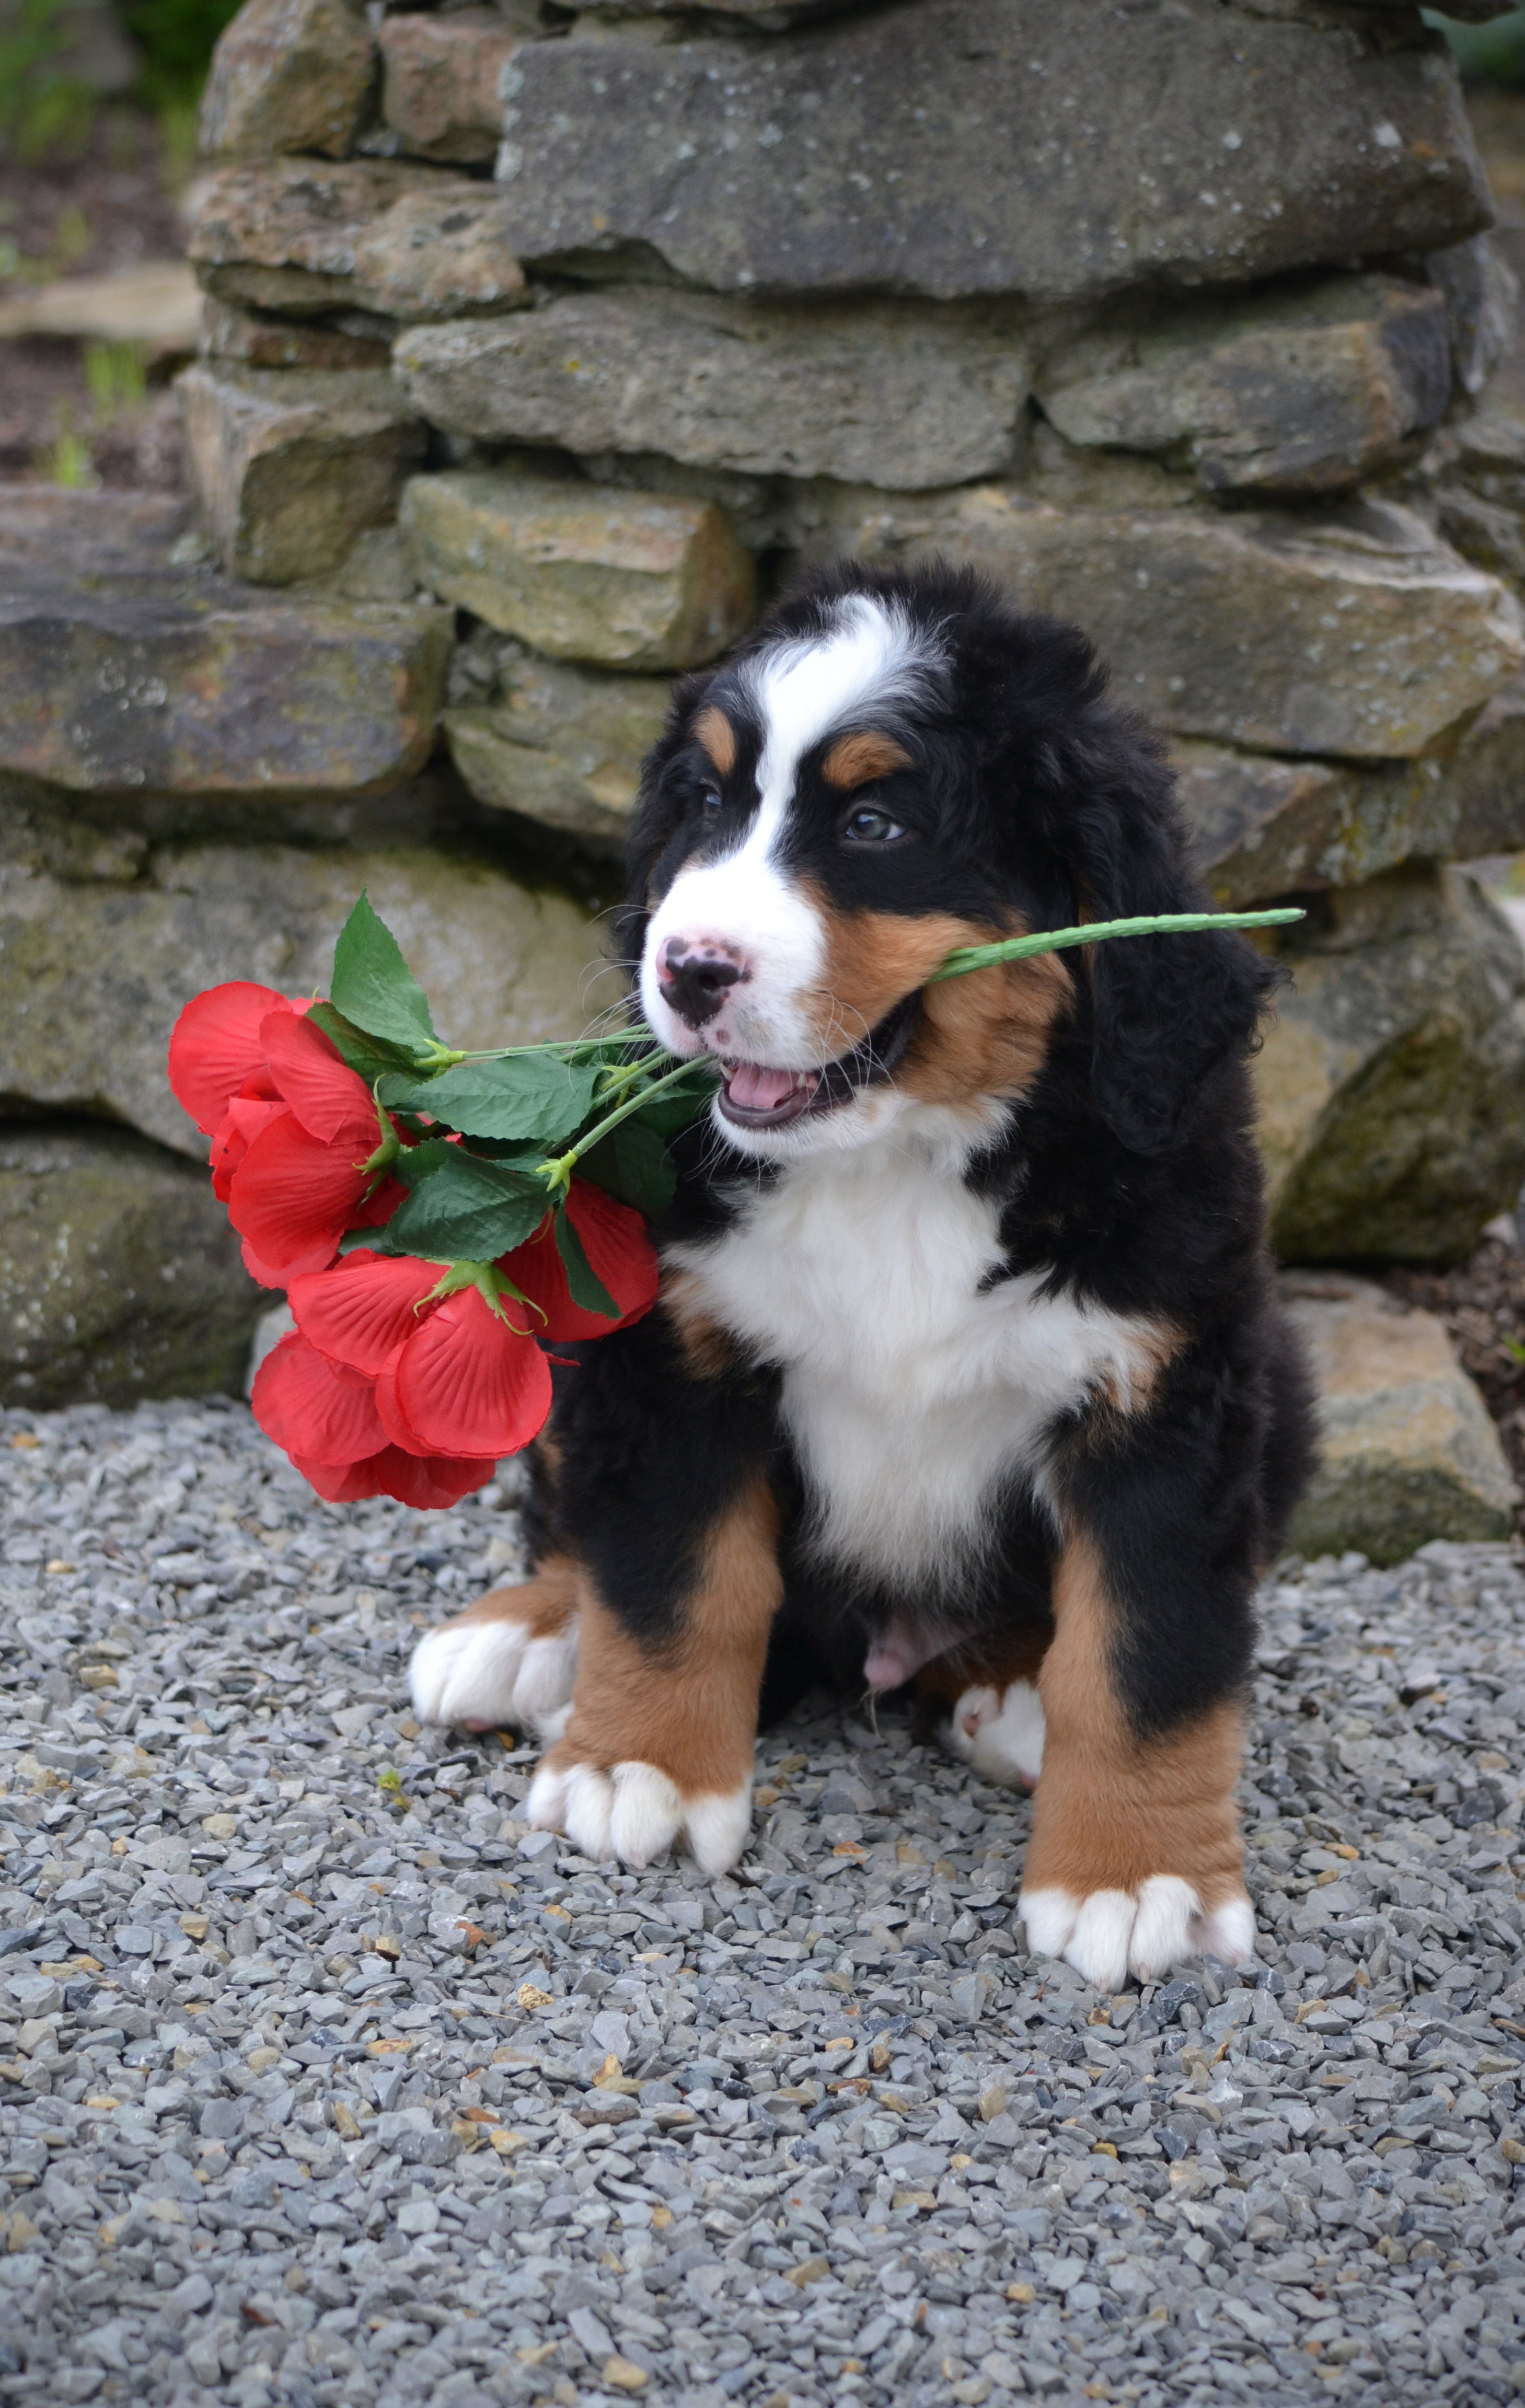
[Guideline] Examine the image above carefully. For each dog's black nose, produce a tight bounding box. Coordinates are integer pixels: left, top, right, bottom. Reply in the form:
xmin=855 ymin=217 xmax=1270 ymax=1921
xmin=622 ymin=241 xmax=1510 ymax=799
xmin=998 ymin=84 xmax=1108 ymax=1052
xmin=658 ymin=942 xmax=746 ymax=1028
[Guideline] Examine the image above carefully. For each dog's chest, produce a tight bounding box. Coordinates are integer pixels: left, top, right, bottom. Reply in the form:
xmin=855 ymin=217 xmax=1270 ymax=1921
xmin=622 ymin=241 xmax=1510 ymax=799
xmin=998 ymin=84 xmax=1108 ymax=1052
xmin=668 ymin=1138 xmax=1156 ymax=1586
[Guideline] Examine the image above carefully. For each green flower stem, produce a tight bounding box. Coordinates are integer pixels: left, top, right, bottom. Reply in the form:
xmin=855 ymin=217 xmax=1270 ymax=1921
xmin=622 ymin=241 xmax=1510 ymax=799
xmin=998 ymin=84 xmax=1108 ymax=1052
xmin=928 ymin=907 xmax=1305 ymax=981
xmin=536 ymin=1055 xmax=720 ymax=1198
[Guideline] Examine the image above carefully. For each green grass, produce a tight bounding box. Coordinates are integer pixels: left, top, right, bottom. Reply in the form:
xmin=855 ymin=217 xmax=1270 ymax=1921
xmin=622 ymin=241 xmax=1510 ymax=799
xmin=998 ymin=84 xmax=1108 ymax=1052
xmin=1425 ymin=7 xmax=1525 ymax=85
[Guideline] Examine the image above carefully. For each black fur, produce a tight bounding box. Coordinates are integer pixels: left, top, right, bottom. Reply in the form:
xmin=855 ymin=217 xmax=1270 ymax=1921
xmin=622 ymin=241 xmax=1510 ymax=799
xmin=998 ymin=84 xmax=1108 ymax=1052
xmin=547 ymin=562 xmax=1317 ymax=1741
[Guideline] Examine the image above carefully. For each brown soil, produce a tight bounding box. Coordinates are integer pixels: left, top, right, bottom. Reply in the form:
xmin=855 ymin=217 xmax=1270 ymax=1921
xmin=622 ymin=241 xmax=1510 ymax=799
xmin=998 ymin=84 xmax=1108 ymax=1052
xmin=1387 ymin=1235 xmax=1525 ymax=1502
xmin=0 ymin=105 xmax=191 ymax=492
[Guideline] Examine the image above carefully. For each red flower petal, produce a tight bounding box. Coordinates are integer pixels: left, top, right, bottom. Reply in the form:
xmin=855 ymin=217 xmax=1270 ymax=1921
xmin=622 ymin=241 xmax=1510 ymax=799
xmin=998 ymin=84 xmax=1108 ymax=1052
xmin=292 ymin=1446 xmax=494 ymax=1508
xmin=502 ymin=1176 xmax=659 ymax=1342
xmin=168 ymin=983 xmax=297 ymax=1135
xmin=350 ymin=1173 xmax=408 ymax=1231
xmin=241 ymin=1234 xmax=336 ymax=1290
xmin=251 ymin=1332 xmax=388 ymax=1466
xmin=374 ymin=1344 xmax=431 ymax=1456
xmin=260 ymin=1011 xmax=377 ymax=1146
xmin=393 ymin=1286 xmax=552 ymax=1458
xmin=289 ymin=1250 xmax=444 ymax=1376
xmin=227 ymin=1115 xmax=373 ymax=1274
xmin=210 ymin=1096 xmax=290 ymax=1202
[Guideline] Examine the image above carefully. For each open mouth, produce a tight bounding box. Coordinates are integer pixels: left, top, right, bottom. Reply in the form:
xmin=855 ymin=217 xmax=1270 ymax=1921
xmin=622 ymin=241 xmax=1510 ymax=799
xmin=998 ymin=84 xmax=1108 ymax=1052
xmin=715 ymin=994 xmax=920 ymax=1130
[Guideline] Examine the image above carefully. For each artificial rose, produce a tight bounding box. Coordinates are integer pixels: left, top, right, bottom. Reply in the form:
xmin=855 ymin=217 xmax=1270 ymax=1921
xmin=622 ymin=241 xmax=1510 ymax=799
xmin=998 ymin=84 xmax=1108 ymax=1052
xmin=293 ymin=1446 xmax=496 ymax=1509
xmin=501 ymin=1176 xmax=658 ymax=1343
xmin=225 ymin=1014 xmax=394 ymax=1281
xmin=167 ymin=981 xmax=305 ymax=1134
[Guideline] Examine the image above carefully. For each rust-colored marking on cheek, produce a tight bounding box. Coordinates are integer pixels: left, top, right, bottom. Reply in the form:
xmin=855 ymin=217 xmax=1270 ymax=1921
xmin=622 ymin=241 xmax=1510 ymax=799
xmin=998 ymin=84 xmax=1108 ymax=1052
xmin=544 ymin=1475 xmax=782 ymax=1799
xmin=801 ymin=900 xmax=986 ymax=1050
xmin=898 ymin=945 xmax=1072 ymax=1107
xmin=822 ymin=730 xmax=912 ymax=790
xmin=694 ymin=705 xmax=737 ymax=777
xmin=1023 ymin=1532 xmax=1246 ymax=1911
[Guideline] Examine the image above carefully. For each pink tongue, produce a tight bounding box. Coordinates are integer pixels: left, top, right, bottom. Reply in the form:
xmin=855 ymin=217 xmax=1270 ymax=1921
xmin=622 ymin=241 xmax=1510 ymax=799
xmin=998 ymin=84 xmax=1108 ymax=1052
xmin=727 ymin=1062 xmax=810 ymax=1113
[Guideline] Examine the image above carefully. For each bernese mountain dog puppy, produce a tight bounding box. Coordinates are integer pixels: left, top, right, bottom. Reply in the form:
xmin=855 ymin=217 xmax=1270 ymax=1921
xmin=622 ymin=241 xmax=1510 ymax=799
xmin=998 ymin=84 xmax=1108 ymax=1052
xmin=410 ymin=562 xmax=1316 ymax=1992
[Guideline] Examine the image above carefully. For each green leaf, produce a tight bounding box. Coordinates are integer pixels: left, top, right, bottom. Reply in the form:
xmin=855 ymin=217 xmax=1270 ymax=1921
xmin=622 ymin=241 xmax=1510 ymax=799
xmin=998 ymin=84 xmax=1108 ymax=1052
xmin=329 ymin=891 xmax=438 ymax=1052
xmin=378 ymin=1056 xmax=598 ymax=1145
xmin=630 ymin=1075 xmax=717 ymax=1140
xmin=373 ymin=1148 xmax=549 ymax=1262
xmin=579 ymin=1118 xmax=675 ymax=1218
xmin=389 ymin=1138 xmax=459 ymax=1190
xmin=306 ymin=999 xmax=420 ymax=1086
xmin=553 ymin=1206 xmax=620 ymax=1322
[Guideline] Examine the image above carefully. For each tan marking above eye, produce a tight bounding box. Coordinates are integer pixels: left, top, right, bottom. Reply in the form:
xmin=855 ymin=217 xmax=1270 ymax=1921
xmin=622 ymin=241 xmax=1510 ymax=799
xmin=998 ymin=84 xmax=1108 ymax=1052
xmin=822 ymin=731 xmax=912 ymax=791
xmin=694 ymin=704 xmax=737 ymax=778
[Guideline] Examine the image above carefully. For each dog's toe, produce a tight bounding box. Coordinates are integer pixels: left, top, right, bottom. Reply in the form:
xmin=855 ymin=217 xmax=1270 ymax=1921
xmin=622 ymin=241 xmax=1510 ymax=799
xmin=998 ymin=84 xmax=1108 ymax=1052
xmin=1019 ymin=1874 xmax=1255 ymax=1988
xmin=526 ymin=1754 xmax=751 ymax=1874
xmin=948 ymin=1677 xmax=1045 ymax=1788
xmin=409 ymin=1610 xmax=576 ymax=1738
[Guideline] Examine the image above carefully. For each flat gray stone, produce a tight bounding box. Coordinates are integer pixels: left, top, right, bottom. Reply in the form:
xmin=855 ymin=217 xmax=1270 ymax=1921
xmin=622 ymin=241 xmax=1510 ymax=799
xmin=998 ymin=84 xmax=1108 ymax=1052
xmin=0 ymin=1124 xmax=261 ymax=1409
xmin=495 ymin=0 xmax=1490 ymax=300
xmin=445 ymin=647 xmax=672 ymax=850
xmin=395 ymin=289 xmax=1031 ymax=489
xmin=833 ymin=488 xmax=1525 ymax=761
xmin=400 ymin=467 xmax=755 ymax=670
xmin=188 ymin=158 xmax=530 ymax=323
xmin=179 ymin=361 xmax=426 ymax=585
xmin=1255 ymin=866 xmax=1525 ymax=1266
xmin=0 ymin=488 xmax=449 ymax=797
xmin=1038 ymin=274 xmax=1450 ymax=496
xmin=1284 ymin=1272 xmax=1519 ymax=1565
xmin=0 ymin=831 xmax=609 ymax=1158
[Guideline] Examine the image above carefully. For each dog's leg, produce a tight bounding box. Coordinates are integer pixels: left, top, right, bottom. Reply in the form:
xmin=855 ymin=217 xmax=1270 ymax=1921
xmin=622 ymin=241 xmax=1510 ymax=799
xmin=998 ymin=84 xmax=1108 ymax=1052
xmin=409 ymin=1557 xmax=580 ymax=1742
xmin=1017 ymin=1528 xmax=1254 ymax=1990
xmin=912 ymin=1627 xmax=1052 ymax=1790
xmin=526 ymin=1472 xmax=782 ymax=1877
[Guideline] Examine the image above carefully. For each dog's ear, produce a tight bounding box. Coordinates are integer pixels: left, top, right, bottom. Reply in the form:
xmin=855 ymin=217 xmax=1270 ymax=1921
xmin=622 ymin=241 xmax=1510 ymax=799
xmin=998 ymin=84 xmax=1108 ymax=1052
xmin=1045 ymin=716 xmax=1279 ymax=1154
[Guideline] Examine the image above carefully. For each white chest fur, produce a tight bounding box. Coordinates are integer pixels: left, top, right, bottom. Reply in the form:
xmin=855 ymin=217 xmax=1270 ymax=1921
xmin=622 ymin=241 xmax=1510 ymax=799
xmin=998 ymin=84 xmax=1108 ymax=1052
xmin=667 ymin=1114 xmax=1162 ymax=1593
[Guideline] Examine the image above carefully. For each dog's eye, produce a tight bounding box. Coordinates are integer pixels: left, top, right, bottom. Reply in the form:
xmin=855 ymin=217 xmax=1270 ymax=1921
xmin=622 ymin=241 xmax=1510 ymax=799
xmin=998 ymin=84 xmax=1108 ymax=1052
xmin=844 ymin=805 xmax=906 ymax=844
xmin=700 ymin=788 xmax=723 ymax=818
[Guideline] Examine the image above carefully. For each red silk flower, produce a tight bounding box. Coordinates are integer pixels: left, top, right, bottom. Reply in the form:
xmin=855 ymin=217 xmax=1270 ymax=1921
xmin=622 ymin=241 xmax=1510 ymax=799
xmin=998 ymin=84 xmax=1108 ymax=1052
xmin=501 ymin=1176 xmax=658 ymax=1341
xmin=287 ymin=1249 xmax=552 ymax=1462
xmin=225 ymin=1014 xmax=394 ymax=1283
xmin=167 ymin=981 xmax=305 ymax=1134
xmin=251 ymin=1332 xmax=493 ymax=1508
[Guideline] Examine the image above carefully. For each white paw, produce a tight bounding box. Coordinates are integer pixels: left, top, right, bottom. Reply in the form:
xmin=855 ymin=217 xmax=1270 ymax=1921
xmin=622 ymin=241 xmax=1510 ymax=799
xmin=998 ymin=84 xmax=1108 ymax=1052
xmin=949 ymin=1678 xmax=1045 ymax=1788
xmin=409 ymin=1611 xmax=577 ymax=1738
xmin=526 ymin=1759 xmax=752 ymax=1876
xmin=1019 ymin=1876 xmax=1255 ymax=1990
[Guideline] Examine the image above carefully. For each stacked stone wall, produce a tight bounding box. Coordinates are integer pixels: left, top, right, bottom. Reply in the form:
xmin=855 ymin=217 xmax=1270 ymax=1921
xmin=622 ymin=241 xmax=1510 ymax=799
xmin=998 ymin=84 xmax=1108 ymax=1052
xmin=5 ymin=0 xmax=1525 ymax=1450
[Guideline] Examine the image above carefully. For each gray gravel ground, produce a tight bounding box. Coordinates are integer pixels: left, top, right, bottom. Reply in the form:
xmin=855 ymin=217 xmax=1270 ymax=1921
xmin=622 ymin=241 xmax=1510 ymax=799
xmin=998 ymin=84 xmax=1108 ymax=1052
xmin=3 ymin=1397 xmax=1525 ymax=2408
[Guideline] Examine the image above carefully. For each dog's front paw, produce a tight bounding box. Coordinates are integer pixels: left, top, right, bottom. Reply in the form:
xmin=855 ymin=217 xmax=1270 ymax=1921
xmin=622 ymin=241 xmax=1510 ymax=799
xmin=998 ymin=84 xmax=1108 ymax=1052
xmin=948 ymin=1677 xmax=1045 ymax=1788
xmin=1019 ymin=1876 xmax=1254 ymax=1990
xmin=410 ymin=1585 xmax=577 ymax=1739
xmin=526 ymin=1749 xmax=752 ymax=1876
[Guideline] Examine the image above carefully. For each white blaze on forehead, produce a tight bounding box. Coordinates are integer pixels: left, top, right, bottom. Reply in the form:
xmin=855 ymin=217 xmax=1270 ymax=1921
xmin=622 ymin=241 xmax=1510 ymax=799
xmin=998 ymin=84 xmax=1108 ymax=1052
xmin=741 ymin=591 xmax=943 ymax=862
xmin=640 ymin=590 xmax=944 ymax=1071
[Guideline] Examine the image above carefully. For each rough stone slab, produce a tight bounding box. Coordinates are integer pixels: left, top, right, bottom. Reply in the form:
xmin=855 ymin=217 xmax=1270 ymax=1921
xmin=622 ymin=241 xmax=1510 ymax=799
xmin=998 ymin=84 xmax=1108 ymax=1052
xmin=1038 ymin=274 xmax=1450 ymax=496
xmin=400 ymin=469 xmax=755 ymax=670
xmin=188 ymin=159 xmax=529 ymax=323
xmin=445 ymin=648 xmax=672 ymax=848
xmin=0 ymin=489 xmax=449 ymax=798
xmin=495 ymin=0 xmax=1490 ymax=302
xmin=179 ymin=362 xmax=426 ymax=585
xmin=378 ymin=8 xmax=519 ymax=165
xmin=198 ymin=0 xmax=375 ymax=161
xmin=0 ymin=837 xmax=608 ymax=1158
xmin=1283 ymin=1272 xmax=1518 ymax=1564
xmin=395 ymin=290 xmax=1031 ymax=490
xmin=0 ymin=261 xmax=200 ymax=352
xmin=1255 ymin=867 xmax=1525 ymax=1265
xmin=835 ymin=489 xmax=1525 ymax=759
xmin=0 ymin=1125 xmax=261 ymax=1410
xmin=1173 ymin=723 xmax=1525 ymax=908
xmin=199 ymin=298 xmax=392 ymax=371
